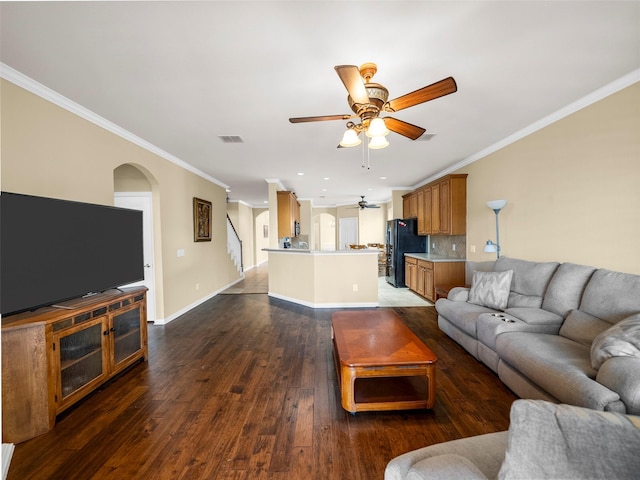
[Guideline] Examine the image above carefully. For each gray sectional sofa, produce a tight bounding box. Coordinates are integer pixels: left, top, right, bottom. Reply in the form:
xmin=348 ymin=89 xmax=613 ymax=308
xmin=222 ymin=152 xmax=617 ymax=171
xmin=385 ymin=399 xmax=640 ymax=480
xmin=435 ymin=256 xmax=640 ymax=414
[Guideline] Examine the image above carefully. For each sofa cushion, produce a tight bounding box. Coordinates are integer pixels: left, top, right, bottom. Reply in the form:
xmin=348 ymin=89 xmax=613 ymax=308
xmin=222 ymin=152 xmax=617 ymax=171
xmin=498 ymin=400 xmax=640 ymax=480
xmin=559 ymin=309 xmax=611 ymax=347
xmin=496 ymin=332 xmax=620 ymax=410
xmin=493 ymin=257 xmax=559 ymax=308
xmin=384 ymin=431 xmax=509 ymax=480
xmin=406 ymin=454 xmax=488 ymax=480
xmin=541 ymin=262 xmax=596 ymax=318
xmin=597 ymin=357 xmax=640 ymax=415
xmin=591 ymin=313 xmax=640 ymax=370
xmin=436 ymin=298 xmax=497 ymax=337
xmin=468 ymin=270 xmax=513 ymax=311
xmin=580 ymin=269 xmax=640 ymax=323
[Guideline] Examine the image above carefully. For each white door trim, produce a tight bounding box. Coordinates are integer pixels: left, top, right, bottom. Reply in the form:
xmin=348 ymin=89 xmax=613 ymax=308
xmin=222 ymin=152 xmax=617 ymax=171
xmin=114 ymin=192 xmax=157 ymax=322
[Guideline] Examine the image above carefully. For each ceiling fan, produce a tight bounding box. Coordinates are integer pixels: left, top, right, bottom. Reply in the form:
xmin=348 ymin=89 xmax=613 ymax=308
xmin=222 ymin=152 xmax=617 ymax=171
xmin=289 ymin=63 xmax=457 ymax=147
xmin=354 ymin=196 xmax=380 ymax=210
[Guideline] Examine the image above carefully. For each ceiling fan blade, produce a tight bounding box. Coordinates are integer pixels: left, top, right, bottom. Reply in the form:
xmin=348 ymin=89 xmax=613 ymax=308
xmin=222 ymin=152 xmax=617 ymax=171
xmin=335 ymin=65 xmax=370 ymax=105
xmin=386 ymin=77 xmax=457 ymax=112
xmin=365 ymin=205 xmax=381 ymax=208
xmin=384 ymin=117 xmax=427 ymax=140
xmin=289 ymin=114 xmax=353 ymax=123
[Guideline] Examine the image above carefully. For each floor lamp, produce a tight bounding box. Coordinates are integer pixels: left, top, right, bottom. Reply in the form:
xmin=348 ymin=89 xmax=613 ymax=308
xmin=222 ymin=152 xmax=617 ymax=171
xmin=484 ymin=199 xmax=507 ymax=258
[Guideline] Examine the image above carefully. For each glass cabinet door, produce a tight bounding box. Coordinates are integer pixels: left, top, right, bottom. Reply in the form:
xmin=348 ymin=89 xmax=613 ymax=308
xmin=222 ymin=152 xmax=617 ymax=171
xmin=112 ymin=306 xmax=142 ymax=367
xmin=58 ymin=319 xmax=107 ymax=400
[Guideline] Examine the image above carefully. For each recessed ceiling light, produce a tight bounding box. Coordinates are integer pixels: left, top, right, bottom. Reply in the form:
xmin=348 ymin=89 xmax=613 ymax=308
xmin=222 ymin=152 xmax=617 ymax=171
xmin=321 ymin=189 xmax=327 ymax=192
xmin=297 ymin=172 xmax=304 ymax=176
xmin=323 ymin=177 xmax=330 ymax=180
xmin=263 ymin=200 xmax=268 ymax=204
xmin=379 ymin=176 xmax=387 ymax=180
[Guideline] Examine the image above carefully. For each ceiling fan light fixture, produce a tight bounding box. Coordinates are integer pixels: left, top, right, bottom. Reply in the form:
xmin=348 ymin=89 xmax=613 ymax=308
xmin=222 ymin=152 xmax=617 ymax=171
xmin=365 ymin=117 xmax=389 ymax=137
xmin=368 ymin=134 xmax=389 ymax=150
xmin=339 ymin=128 xmax=361 ymax=147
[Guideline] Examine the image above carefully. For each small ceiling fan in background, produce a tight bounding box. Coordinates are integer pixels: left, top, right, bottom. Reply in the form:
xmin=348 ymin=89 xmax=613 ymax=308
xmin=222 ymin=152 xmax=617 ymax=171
xmin=352 ymin=196 xmax=380 ymax=210
xmin=289 ymin=63 xmax=457 ymax=149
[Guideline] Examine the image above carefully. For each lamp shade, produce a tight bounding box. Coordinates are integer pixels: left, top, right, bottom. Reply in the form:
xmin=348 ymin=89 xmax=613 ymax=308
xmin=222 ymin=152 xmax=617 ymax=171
xmin=366 ymin=118 xmax=389 ymax=137
xmin=487 ymin=199 xmax=507 ymax=211
xmin=484 ymin=240 xmax=497 ymax=253
xmin=368 ymin=135 xmax=389 ymax=150
xmin=339 ymin=128 xmax=361 ymax=147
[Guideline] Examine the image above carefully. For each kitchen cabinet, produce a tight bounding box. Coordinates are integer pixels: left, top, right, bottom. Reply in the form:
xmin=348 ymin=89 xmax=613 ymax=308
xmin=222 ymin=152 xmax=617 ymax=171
xmin=2 ymin=287 xmax=147 ymax=443
xmin=277 ymin=191 xmax=300 ymax=238
xmin=431 ymin=175 xmax=467 ymax=235
xmin=416 ymin=260 xmax=433 ymax=299
xmin=405 ymin=257 xmax=465 ymax=302
xmin=405 ymin=257 xmax=418 ymax=290
xmin=402 ymin=192 xmax=418 ymax=219
xmin=409 ymin=174 xmax=467 ymax=236
xmin=417 ymin=187 xmax=432 ymax=235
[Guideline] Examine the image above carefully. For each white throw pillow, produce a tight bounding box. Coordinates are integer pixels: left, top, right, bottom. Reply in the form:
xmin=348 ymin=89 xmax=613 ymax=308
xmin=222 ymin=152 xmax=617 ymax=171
xmin=468 ymin=270 xmax=513 ymax=311
xmin=590 ymin=313 xmax=640 ymax=370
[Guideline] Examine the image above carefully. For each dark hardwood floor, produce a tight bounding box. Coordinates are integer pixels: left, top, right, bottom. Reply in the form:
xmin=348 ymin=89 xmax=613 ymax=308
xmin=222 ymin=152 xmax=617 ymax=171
xmin=7 ymin=294 xmax=517 ymax=479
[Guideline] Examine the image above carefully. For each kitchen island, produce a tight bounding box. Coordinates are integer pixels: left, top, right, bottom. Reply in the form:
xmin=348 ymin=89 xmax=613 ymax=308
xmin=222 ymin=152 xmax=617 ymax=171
xmin=264 ymin=248 xmax=379 ymax=308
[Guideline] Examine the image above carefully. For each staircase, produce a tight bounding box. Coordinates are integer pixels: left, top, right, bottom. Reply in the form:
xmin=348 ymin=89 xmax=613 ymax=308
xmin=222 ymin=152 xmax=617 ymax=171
xmin=227 ymin=215 xmax=243 ymax=273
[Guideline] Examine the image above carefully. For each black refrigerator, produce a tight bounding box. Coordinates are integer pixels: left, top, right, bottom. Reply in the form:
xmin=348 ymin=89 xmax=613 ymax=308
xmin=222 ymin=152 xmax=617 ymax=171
xmin=385 ymin=218 xmax=426 ymax=287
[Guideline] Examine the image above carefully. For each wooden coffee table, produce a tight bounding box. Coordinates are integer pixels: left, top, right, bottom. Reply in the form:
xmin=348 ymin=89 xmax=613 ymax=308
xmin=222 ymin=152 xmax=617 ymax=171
xmin=331 ymin=310 xmax=437 ymax=413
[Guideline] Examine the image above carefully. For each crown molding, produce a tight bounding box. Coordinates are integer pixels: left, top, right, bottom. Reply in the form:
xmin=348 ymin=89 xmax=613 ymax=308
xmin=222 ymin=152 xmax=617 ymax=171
xmin=0 ymin=63 xmax=229 ymax=190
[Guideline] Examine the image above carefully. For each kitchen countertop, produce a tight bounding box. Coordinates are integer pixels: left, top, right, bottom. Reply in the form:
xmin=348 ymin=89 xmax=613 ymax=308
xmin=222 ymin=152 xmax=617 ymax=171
xmin=404 ymin=253 xmax=466 ymax=262
xmin=263 ymin=248 xmax=378 ymax=255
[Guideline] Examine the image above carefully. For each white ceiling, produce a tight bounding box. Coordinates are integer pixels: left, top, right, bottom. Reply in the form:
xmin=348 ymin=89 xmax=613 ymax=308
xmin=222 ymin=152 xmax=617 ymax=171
xmin=1 ymin=1 xmax=639 ymax=208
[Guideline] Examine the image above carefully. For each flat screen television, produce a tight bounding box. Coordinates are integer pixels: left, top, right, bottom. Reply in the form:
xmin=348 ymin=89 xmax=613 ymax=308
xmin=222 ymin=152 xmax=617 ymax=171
xmin=1 ymin=192 xmax=144 ymax=316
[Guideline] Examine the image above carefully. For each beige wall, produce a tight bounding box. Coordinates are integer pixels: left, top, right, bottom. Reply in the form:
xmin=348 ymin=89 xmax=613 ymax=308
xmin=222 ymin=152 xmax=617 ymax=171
xmin=391 ymin=190 xmax=411 ymax=219
xmin=1 ymin=79 xmax=241 ymax=321
xmin=458 ymin=82 xmax=640 ymax=274
xmin=358 ymin=205 xmax=386 ymax=245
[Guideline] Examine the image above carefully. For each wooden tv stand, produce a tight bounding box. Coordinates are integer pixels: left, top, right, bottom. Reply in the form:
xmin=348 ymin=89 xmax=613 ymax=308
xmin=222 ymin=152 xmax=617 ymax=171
xmin=1 ymin=286 xmax=148 ymax=443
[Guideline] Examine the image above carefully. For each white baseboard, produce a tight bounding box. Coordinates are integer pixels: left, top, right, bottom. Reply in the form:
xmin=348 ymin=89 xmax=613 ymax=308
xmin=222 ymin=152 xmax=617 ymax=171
xmin=154 ymin=279 xmax=241 ymax=325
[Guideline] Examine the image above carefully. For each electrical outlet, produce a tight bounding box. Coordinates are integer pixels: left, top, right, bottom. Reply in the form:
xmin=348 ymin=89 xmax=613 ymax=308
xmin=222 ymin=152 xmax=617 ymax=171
xmin=196 ymin=283 xmax=199 ymax=291
xmin=470 ymin=245 xmax=476 ymax=253
xmin=352 ymin=284 xmax=358 ymax=292
xmin=177 ymin=249 xmax=185 ymax=257
xmin=452 ymin=244 xmax=456 ymax=251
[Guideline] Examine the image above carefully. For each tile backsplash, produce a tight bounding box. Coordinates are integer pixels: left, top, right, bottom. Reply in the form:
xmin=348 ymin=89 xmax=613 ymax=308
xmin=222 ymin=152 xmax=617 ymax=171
xmin=428 ymin=235 xmax=467 ymax=258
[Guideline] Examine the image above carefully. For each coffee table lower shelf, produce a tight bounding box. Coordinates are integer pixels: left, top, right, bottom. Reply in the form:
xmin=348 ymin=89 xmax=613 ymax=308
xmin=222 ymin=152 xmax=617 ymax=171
xmin=333 ymin=342 xmax=435 ymax=413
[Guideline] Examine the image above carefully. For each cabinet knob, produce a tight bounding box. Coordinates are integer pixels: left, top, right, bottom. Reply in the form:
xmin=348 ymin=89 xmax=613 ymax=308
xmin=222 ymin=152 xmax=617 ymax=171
xmin=110 ymin=327 xmax=116 ymax=332
xmin=103 ymin=331 xmax=109 ymax=336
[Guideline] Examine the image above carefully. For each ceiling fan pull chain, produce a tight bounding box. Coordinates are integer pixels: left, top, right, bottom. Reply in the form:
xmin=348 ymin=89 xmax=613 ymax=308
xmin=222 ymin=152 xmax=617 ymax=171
xmin=366 ymin=138 xmax=371 ymax=170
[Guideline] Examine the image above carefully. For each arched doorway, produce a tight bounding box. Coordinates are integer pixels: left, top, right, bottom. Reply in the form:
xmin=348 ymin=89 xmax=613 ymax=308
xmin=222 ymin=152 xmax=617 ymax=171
xmin=313 ymin=213 xmax=336 ymax=250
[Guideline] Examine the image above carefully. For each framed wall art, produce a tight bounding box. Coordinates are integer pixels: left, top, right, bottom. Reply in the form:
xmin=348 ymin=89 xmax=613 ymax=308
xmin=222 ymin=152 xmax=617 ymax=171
xmin=193 ymin=197 xmax=212 ymax=242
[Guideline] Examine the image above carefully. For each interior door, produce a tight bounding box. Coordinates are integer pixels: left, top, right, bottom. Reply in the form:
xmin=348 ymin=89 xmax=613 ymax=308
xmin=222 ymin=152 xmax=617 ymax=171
xmin=338 ymin=217 xmax=358 ymax=250
xmin=114 ymin=192 xmax=156 ymax=322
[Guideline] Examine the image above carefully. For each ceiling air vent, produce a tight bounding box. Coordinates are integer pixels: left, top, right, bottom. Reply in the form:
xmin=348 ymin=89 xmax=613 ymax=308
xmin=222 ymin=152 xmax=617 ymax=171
xmin=218 ymin=135 xmax=244 ymax=144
